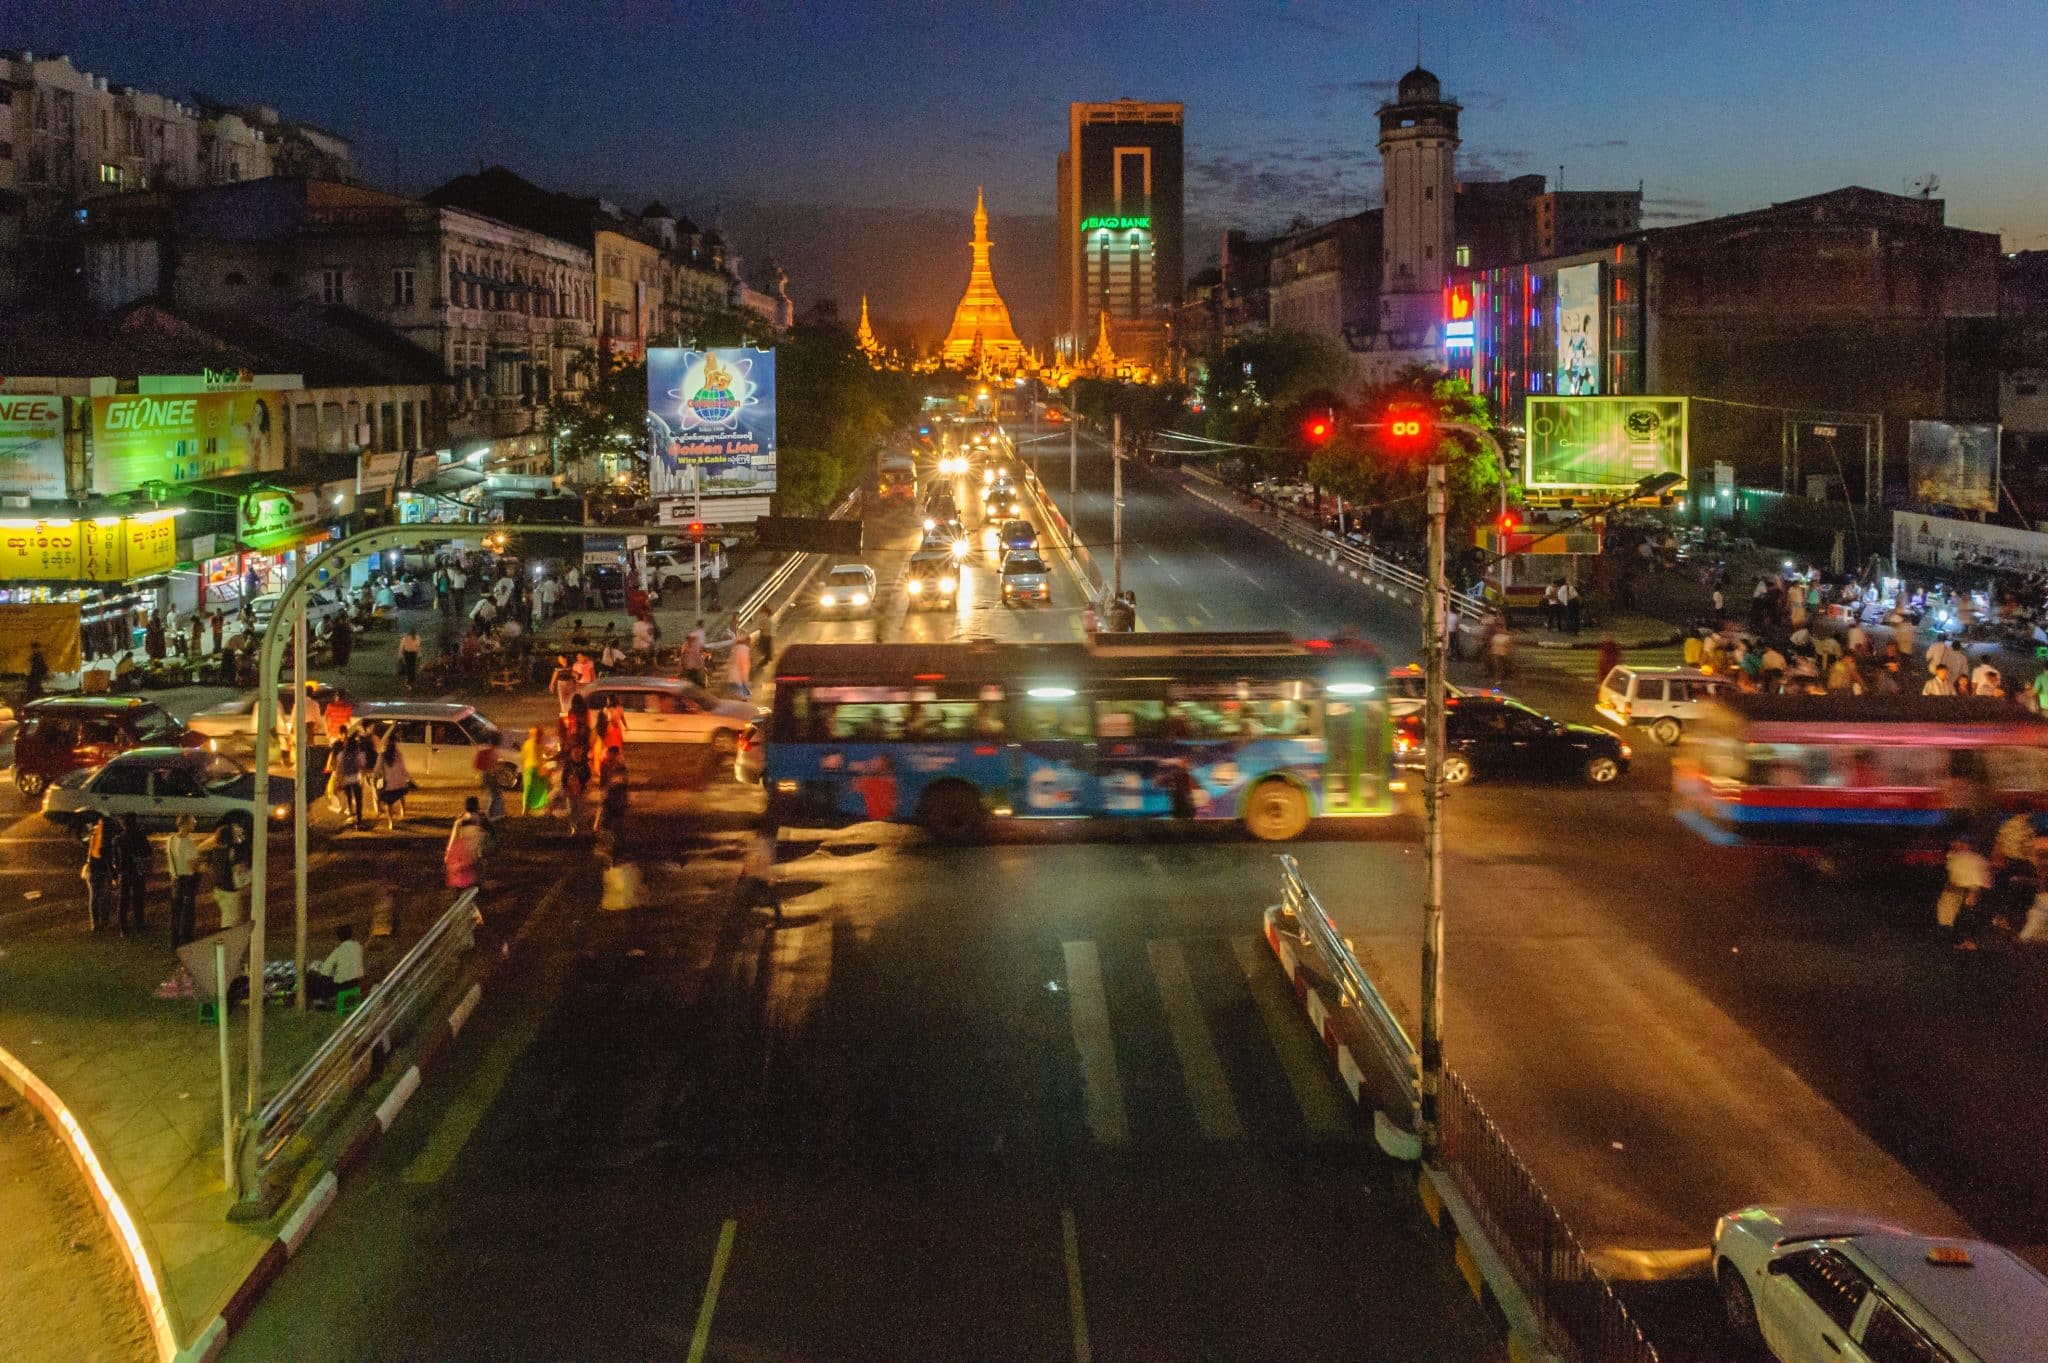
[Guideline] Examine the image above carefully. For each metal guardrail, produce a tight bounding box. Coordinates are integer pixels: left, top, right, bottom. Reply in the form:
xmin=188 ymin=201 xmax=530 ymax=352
xmin=1182 ymin=473 xmax=1492 ymax=624
xmin=1273 ymin=858 xmax=1660 ymax=1363
xmin=1018 ymin=464 xmax=1105 ymax=598
xmin=1278 ymin=854 xmax=1419 ymax=1121
xmin=236 ymin=888 xmax=479 ymax=1204
xmin=1439 ymin=1071 xmax=1663 ymax=1363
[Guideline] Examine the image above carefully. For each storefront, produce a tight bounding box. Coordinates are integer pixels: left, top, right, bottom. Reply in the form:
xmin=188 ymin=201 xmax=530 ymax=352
xmin=0 ymin=509 xmax=183 ymax=660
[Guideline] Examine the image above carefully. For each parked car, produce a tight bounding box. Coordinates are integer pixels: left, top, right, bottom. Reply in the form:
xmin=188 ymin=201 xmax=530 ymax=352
xmin=646 ymin=547 xmax=730 ymax=596
xmin=1714 ymin=1204 xmax=2048 ymax=1363
xmin=245 ymin=585 xmax=349 ymax=638
xmin=11 ymin=696 xmax=204 ymax=797
xmin=188 ymin=681 xmax=348 ymax=744
xmin=41 ymin=747 xmax=294 ymax=832
xmin=574 ymin=677 xmax=763 ymax=755
xmin=1597 ymin=665 xmax=1732 ymax=745
xmin=1393 ymin=695 xmax=1630 ymax=786
xmin=350 ymin=701 xmax=521 ymax=788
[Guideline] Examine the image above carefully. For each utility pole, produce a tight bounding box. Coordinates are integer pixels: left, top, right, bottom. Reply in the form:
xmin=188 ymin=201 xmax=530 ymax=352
xmin=1111 ymin=413 xmax=1124 ymax=600
xmin=292 ymin=606 xmax=309 ymax=1011
xmin=1068 ymin=399 xmax=1078 ymax=537
xmin=692 ymin=467 xmax=704 ymax=621
xmin=1419 ymin=456 xmax=1447 ymax=1148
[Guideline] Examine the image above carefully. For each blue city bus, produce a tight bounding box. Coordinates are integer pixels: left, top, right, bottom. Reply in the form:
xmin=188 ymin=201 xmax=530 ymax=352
xmin=763 ymin=633 xmax=1392 ymax=841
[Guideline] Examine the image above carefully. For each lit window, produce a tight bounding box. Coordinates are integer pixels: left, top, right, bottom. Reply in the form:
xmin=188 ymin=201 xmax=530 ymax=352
xmin=99 ymin=162 xmax=123 ymax=185
xmin=1455 ymin=245 xmax=1472 ymax=267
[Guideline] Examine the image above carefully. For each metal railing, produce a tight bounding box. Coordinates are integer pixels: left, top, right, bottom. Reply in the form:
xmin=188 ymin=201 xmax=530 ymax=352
xmin=1182 ymin=472 xmax=1493 ymax=624
xmin=1438 ymin=1071 xmax=1663 ymax=1363
xmin=1278 ymin=854 xmax=1419 ymax=1123
xmin=1272 ymin=858 xmax=1660 ymax=1363
xmin=1018 ymin=465 xmax=1104 ymax=597
xmin=236 ymin=888 xmax=479 ymax=1204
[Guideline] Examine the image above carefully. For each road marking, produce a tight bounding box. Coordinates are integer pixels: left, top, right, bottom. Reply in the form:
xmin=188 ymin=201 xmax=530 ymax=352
xmin=687 ymin=1218 xmax=739 ymax=1363
xmin=1230 ymin=936 xmax=1351 ymax=1140
xmin=1061 ymin=1209 xmax=1093 ymax=1363
xmin=1061 ymin=940 xmax=1130 ymax=1148
xmin=1145 ymin=939 xmax=1244 ymax=1143
xmin=764 ymin=919 xmax=832 ymax=1072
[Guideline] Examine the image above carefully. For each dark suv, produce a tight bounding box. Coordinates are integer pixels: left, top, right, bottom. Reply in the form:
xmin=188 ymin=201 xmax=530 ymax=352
xmin=10 ymin=697 xmax=203 ymax=797
xmin=1394 ymin=695 xmax=1630 ymax=787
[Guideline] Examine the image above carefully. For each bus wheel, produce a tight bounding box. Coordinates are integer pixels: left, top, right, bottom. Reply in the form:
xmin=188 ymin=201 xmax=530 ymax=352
xmin=1244 ymin=779 xmax=1310 ymax=842
xmin=918 ymin=782 xmax=985 ymax=843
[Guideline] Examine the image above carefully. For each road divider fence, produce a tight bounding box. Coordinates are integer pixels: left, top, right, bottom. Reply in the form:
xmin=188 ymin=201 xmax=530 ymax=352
xmin=1019 ymin=463 xmax=1105 ymax=602
xmin=234 ymin=888 xmax=480 ymax=1214
xmin=1265 ymin=858 xmax=1660 ymax=1363
xmin=737 ymin=487 xmax=863 ymax=640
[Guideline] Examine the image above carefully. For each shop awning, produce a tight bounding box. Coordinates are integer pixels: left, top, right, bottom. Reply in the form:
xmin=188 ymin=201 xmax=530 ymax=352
xmin=415 ymin=466 xmax=487 ymax=495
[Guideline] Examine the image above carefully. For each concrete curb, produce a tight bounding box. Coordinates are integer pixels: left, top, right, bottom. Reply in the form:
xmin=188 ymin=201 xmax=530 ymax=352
xmin=171 ymin=969 xmax=490 ymax=1363
xmin=1259 ymin=913 xmax=1566 ymax=1363
xmin=1527 ymin=630 xmax=1685 ymax=652
xmin=0 ymin=1037 xmax=181 ymax=1363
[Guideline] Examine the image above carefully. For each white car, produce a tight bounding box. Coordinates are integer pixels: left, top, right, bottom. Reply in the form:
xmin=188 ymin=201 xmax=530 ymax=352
xmin=245 ymin=585 xmax=349 ymax=638
xmin=1596 ymin=665 xmax=1732 ymax=745
xmin=1714 ymin=1205 xmax=2048 ymax=1363
xmin=937 ymin=452 xmax=968 ymax=476
xmin=817 ymin=564 xmax=878 ymax=616
xmin=576 ymin=677 xmax=762 ymax=755
xmin=351 ymin=701 xmax=521 ymax=788
xmin=42 ymin=747 xmax=295 ymax=831
xmin=188 ymin=682 xmax=348 ymax=743
xmin=647 ymin=547 xmax=729 ymax=595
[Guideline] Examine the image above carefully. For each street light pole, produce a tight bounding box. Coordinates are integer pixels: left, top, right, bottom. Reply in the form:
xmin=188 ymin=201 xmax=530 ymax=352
xmin=1111 ymin=413 xmax=1124 ymax=600
xmin=292 ymin=605 xmax=309 ymax=1011
xmin=1419 ymin=456 xmax=1447 ymax=1148
xmin=1068 ymin=399 xmax=1078 ymax=537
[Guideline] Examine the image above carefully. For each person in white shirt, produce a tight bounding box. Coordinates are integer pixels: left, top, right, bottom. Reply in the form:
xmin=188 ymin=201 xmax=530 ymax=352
xmin=306 ymin=924 xmax=364 ymax=1005
xmin=1971 ymin=661 xmax=2002 ymax=697
xmin=166 ymin=816 xmax=202 ymax=947
xmin=1923 ymin=664 xmax=1956 ymax=696
xmin=493 ymin=574 xmax=515 ymax=608
xmin=470 ymin=595 xmax=497 ymax=627
xmin=535 ymin=576 xmax=558 ymax=623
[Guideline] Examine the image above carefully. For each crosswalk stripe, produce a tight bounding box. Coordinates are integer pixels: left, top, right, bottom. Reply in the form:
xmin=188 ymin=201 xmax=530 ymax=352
xmin=1144 ymin=939 xmax=1245 ymax=1143
xmin=1061 ymin=940 xmax=1131 ymax=1148
xmin=1230 ymin=936 xmax=1352 ymax=1141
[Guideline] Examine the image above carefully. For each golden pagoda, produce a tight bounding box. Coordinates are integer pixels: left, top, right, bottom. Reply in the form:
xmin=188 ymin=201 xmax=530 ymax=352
xmin=854 ymin=294 xmax=881 ymax=357
xmin=940 ymin=188 xmax=1026 ymax=369
xmin=1086 ymin=309 xmax=1118 ymax=374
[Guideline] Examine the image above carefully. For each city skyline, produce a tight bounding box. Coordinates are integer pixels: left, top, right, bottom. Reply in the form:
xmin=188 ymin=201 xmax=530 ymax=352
xmin=15 ymin=0 xmax=2048 ymax=338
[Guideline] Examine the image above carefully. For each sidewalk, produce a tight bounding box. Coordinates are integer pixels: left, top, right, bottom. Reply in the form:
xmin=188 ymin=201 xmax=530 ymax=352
xmin=0 ymin=831 xmax=463 ymax=1355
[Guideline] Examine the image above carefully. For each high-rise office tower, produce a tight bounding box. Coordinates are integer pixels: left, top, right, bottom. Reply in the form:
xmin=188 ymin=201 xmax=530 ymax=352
xmin=1057 ymin=100 xmax=1183 ymax=367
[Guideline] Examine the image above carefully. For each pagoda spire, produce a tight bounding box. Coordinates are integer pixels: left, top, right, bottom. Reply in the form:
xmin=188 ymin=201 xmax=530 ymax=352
xmin=942 ymin=187 xmax=1025 ymax=369
xmin=855 ymin=293 xmax=880 ymax=356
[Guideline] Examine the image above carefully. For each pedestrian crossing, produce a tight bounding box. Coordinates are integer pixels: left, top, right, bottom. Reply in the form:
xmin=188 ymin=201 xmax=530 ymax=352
xmin=1508 ymin=641 xmax=1684 ymax=681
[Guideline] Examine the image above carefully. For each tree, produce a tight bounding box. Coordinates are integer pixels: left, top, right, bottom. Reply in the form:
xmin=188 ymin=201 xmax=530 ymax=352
xmin=539 ymin=349 xmax=651 ymax=493
xmin=1306 ymin=365 xmax=1509 ymax=541
xmin=1199 ymin=331 xmax=1356 ymax=483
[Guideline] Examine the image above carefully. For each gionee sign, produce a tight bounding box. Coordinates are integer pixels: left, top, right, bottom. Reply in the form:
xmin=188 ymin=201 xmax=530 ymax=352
xmin=91 ymin=390 xmax=279 ymax=494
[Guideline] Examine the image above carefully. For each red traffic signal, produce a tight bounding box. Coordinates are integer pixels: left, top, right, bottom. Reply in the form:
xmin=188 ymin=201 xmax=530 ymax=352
xmin=1302 ymin=411 xmax=1334 ymax=446
xmin=1379 ymin=402 xmax=1435 ymax=452
xmin=686 ymin=521 xmax=706 ymax=542
xmin=1496 ymin=509 xmax=1520 ymax=536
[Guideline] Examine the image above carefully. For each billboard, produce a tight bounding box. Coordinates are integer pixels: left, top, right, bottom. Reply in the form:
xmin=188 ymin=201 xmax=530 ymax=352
xmin=1907 ymin=420 xmax=1999 ymax=512
xmin=0 ymin=513 xmax=178 ymax=582
xmin=0 ymin=394 xmax=68 ymax=499
xmin=1896 ymin=512 xmax=2048 ymax=576
xmin=1525 ymin=396 xmax=1688 ymax=491
xmin=90 ymin=390 xmax=280 ymax=494
xmin=1555 ymin=263 xmax=1600 ymax=396
xmin=647 ymin=347 xmax=777 ymax=502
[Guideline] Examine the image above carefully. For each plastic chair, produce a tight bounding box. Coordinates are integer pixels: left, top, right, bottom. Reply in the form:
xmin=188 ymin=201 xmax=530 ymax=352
xmin=334 ymin=984 xmax=363 ymax=1018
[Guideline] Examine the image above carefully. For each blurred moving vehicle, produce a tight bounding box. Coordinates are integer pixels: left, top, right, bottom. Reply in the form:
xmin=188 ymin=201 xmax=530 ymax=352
xmin=574 ymin=677 xmax=763 ymax=755
xmin=817 ymin=564 xmax=878 ymax=617
xmin=42 ymin=747 xmax=294 ymax=831
xmin=904 ymin=550 xmax=960 ymax=610
xmin=1596 ymin=665 xmax=1731 ymax=745
xmin=1382 ymin=664 xmax=1471 ymax=719
xmin=982 ymin=482 xmax=1024 ymax=520
xmin=1394 ymin=694 xmax=1629 ymax=786
xmin=12 ymin=697 xmax=204 ymax=797
xmin=188 ymin=681 xmax=347 ymax=744
xmin=998 ymin=551 xmax=1051 ymax=605
xmin=1713 ymin=1204 xmax=2048 ymax=1363
xmin=733 ymin=720 xmax=767 ymax=784
xmin=352 ymin=701 xmax=521 ymax=788
xmin=877 ymin=459 xmax=918 ymax=503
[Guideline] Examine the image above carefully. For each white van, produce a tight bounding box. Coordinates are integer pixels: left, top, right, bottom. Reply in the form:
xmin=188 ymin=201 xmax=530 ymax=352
xmin=1596 ymin=665 xmax=1730 ymax=745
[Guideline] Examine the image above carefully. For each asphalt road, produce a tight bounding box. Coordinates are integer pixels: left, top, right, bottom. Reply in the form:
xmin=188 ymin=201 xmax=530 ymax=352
xmin=209 ymin=475 xmax=1502 ymax=1360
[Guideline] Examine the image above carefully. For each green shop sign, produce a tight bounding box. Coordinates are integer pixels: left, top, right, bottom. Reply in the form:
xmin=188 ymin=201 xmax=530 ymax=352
xmin=1081 ymin=216 xmax=1151 ymax=232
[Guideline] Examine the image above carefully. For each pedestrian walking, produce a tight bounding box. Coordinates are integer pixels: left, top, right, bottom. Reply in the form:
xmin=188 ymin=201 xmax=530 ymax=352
xmin=1939 ymin=836 xmax=1993 ymax=949
xmin=82 ymin=815 xmax=117 ymax=933
xmin=1542 ymin=581 xmax=1560 ymax=631
xmin=203 ymin=820 xmax=250 ymax=929
xmin=681 ymin=622 xmax=707 ymax=687
xmin=445 ymin=798 xmax=488 ymax=893
xmin=1486 ymin=617 xmax=1515 ymax=682
xmin=1560 ymin=580 xmax=1582 ymax=634
xmin=24 ymin=639 xmax=48 ymax=700
xmin=1595 ymin=635 xmax=1621 ymax=688
xmin=602 ymin=698 xmax=628 ymax=761
xmin=398 ymin=626 xmax=422 ymax=690
xmin=548 ymin=654 xmax=578 ymax=715
xmin=377 ymin=730 xmax=413 ymax=830
xmin=724 ymin=631 xmax=753 ymax=700
xmin=166 ymin=816 xmax=201 ymax=946
xmin=573 ymin=651 xmax=597 ymax=686
xmin=351 ymin=730 xmax=381 ymax=824
xmin=116 ymin=813 xmax=150 ymax=934
xmin=520 ymin=725 xmax=551 ymax=816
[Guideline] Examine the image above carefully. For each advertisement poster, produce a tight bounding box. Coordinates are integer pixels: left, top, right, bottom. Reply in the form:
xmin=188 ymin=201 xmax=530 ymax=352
xmin=1894 ymin=512 xmax=2048 ymax=576
xmin=1907 ymin=420 xmax=1999 ymax=512
xmin=1525 ymin=396 xmax=1688 ymax=490
xmin=646 ymin=347 xmax=777 ymax=500
xmin=91 ymin=390 xmax=280 ymax=494
xmin=0 ymin=515 xmax=176 ymax=582
xmin=0 ymin=394 xmax=68 ymax=498
xmin=1554 ymin=263 xmax=1601 ymax=396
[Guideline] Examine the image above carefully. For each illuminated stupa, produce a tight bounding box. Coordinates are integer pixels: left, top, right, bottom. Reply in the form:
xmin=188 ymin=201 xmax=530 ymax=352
xmin=855 ymin=294 xmax=881 ymax=357
xmin=940 ymin=188 xmax=1026 ymax=369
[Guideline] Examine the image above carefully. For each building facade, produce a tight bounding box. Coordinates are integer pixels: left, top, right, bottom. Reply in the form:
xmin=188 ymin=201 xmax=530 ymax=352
xmin=1057 ymin=100 xmax=1184 ymax=367
xmin=1532 ymin=189 xmax=1643 ymax=258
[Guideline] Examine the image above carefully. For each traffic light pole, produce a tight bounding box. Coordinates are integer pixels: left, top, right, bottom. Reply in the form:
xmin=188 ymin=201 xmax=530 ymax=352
xmin=1111 ymin=413 xmax=1124 ymax=600
xmin=1419 ymin=457 xmax=1448 ymax=1149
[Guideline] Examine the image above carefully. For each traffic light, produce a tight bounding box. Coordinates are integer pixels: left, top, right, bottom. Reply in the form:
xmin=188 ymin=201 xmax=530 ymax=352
xmin=1302 ymin=410 xmax=1336 ymax=447
xmin=686 ymin=520 xmax=706 ymax=543
xmin=1496 ymin=509 xmax=1520 ymax=538
xmin=1379 ymin=402 xmax=1436 ymax=453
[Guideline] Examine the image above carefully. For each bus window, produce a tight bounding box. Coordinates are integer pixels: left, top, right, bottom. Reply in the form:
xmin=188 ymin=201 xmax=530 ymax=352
xmin=1018 ymin=699 xmax=1091 ymax=741
xmin=906 ymin=700 xmax=1001 ymax=740
xmin=1167 ymin=697 xmax=1315 ymax=739
xmin=1095 ymin=700 xmax=1166 ymax=740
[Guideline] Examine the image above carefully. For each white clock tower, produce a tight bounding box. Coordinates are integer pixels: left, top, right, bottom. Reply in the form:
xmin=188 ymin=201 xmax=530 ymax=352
xmin=1374 ymin=66 xmax=1460 ymax=374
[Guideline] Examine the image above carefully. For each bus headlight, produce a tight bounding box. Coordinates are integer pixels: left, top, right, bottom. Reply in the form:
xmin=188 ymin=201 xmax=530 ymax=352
xmin=923 ymin=517 xmax=936 ymax=531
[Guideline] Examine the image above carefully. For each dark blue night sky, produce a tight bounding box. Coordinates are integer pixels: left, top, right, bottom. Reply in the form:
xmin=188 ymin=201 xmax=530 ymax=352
xmin=14 ymin=0 xmax=2048 ymax=336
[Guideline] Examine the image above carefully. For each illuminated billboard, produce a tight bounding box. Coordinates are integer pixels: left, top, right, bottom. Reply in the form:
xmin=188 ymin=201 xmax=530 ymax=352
xmin=0 ymin=394 xmax=68 ymax=498
xmin=1907 ymin=420 xmax=1999 ymax=512
xmin=1525 ymin=396 xmax=1688 ymax=491
xmin=647 ymin=347 xmax=777 ymax=502
xmin=1555 ymin=263 xmax=1600 ymax=395
xmin=90 ymin=390 xmax=279 ymax=495
xmin=1442 ymin=284 xmax=1475 ymax=352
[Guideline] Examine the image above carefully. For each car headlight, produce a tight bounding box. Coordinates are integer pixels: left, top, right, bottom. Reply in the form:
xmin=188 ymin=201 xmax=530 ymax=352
xmin=852 ymin=592 xmax=870 ymax=606
xmin=923 ymin=517 xmax=936 ymax=531
xmin=951 ymin=540 xmax=969 ymax=561
xmin=940 ymin=576 xmax=955 ymax=591
xmin=1620 ymin=744 xmax=1633 ymax=759
xmin=906 ymin=577 xmax=924 ymax=595
xmin=820 ymin=592 xmax=836 ymax=606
